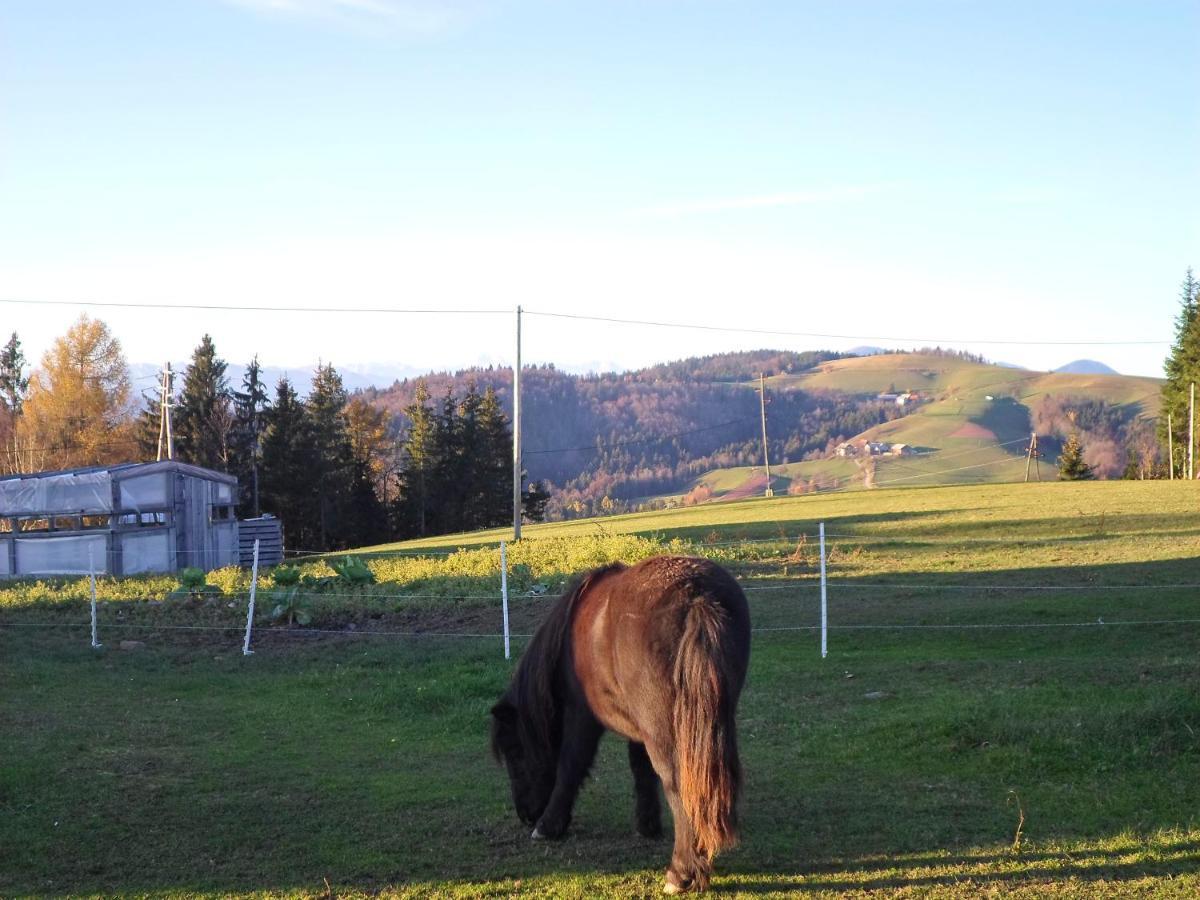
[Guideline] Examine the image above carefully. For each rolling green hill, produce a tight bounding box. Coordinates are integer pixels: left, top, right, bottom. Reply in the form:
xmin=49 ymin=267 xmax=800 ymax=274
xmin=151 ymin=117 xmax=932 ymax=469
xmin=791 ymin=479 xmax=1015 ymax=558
xmin=769 ymin=353 xmax=1161 ymax=411
xmin=682 ymin=353 xmax=1162 ymax=501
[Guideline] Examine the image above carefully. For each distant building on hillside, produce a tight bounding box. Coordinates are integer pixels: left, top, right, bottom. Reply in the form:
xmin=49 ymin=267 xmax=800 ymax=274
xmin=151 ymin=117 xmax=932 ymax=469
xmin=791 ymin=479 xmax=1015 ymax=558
xmin=891 ymin=443 xmax=915 ymax=456
xmin=866 ymin=442 xmax=892 ymax=456
xmin=0 ymin=461 xmax=241 ymax=578
xmin=835 ymin=441 xmax=860 ymax=458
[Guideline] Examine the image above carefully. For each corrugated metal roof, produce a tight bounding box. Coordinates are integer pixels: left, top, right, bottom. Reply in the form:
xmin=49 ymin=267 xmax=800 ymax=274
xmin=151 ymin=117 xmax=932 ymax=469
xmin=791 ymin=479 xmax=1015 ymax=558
xmin=0 ymin=460 xmax=237 ymax=486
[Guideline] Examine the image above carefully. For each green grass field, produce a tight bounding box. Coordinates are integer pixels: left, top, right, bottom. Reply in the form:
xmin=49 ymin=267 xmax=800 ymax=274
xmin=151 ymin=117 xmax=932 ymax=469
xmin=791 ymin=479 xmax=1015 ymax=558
xmin=2 ymin=481 xmax=1199 ymax=897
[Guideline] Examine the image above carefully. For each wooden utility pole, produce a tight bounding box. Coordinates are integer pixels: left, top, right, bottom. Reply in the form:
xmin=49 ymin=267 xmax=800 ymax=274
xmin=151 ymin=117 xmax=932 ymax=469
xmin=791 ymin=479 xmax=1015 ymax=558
xmin=1168 ymin=413 xmax=1174 ymax=480
xmin=759 ymin=373 xmax=773 ymax=497
xmin=512 ymin=306 xmax=523 ymax=540
xmin=1191 ymin=383 xmax=1195 ymax=480
xmin=156 ymin=362 xmax=174 ymax=461
xmin=1024 ymin=431 xmax=1041 ymax=482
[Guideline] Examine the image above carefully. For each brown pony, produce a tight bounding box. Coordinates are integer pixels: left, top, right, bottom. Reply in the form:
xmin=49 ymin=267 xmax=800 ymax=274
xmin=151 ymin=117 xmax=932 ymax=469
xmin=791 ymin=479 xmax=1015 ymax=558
xmin=490 ymin=556 xmax=751 ymax=894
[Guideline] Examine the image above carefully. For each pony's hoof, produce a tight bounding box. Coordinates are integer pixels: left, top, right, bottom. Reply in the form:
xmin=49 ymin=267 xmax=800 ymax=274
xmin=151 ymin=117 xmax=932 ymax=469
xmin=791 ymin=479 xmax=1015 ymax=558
xmin=531 ymin=827 xmax=546 ymax=840
xmin=662 ymin=868 xmax=700 ymax=897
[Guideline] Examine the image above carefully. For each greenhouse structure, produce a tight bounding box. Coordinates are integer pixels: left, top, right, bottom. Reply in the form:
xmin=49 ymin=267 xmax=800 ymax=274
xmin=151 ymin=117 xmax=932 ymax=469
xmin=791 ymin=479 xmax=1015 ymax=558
xmin=0 ymin=461 xmax=240 ymax=577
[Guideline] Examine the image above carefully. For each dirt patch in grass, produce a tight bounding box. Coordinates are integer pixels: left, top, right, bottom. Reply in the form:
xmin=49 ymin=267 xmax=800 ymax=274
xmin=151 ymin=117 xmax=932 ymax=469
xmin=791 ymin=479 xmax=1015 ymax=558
xmin=723 ymin=473 xmax=769 ymax=501
xmin=948 ymin=422 xmax=997 ymax=440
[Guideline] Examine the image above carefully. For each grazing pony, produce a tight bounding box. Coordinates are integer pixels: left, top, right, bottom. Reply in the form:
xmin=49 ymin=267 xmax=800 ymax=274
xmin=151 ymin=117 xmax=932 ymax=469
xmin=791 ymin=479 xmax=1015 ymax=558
xmin=490 ymin=556 xmax=751 ymax=894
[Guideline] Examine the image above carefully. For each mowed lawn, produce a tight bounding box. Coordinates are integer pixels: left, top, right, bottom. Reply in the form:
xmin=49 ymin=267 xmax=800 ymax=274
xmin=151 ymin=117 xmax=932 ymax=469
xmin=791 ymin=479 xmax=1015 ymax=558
xmin=2 ymin=480 xmax=1199 ymax=898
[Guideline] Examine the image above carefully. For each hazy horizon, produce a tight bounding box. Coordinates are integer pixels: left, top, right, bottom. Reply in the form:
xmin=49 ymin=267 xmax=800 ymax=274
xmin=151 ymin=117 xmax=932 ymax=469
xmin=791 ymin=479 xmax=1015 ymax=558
xmin=3 ymin=1 xmax=1197 ymax=380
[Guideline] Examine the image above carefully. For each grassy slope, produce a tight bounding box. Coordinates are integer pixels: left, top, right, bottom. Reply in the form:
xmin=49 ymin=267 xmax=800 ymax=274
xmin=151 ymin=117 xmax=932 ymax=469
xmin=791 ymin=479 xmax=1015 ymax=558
xmin=771 ymin=354 xmax=1161 ymax=412
xmin=3 ymin=481 xmax=1199 ymax=898
xmin=685 ymin=354 xmax=1162 ymax=499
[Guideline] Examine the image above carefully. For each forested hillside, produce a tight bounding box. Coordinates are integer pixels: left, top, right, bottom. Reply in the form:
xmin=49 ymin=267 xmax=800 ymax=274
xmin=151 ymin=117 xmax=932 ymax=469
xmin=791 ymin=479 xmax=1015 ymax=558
xmin=363 ymin=348 xmax=1164 ymax=518
xmin=364 ymin=350 xmax=904 ymax=518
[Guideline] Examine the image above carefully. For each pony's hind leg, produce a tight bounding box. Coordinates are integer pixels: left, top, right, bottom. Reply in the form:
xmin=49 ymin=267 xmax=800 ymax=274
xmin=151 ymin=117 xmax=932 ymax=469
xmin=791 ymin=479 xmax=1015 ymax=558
xmin=628 ymin=741 xmax=663 ymax=838
xmin=645 ymin=744 xmax=711 ymax=893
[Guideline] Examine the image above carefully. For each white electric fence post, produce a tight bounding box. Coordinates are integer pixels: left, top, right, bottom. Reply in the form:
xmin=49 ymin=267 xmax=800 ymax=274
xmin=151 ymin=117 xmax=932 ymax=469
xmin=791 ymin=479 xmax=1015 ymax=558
xmin=89 ymin=548 xmax=101 ymax=649
xmin=242 ymin=539 xmax=260 ymax=656
xmin=819 ymin=522 xmax=828 ymax=659
xmin=500 ymin=541 xmax=511 ymax=660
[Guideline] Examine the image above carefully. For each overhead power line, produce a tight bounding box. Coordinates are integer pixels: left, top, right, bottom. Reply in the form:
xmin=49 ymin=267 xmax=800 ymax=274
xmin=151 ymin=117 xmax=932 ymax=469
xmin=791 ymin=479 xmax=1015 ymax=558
xmin=2 ymin=298 xmax=1169 ymax=346
xmin=0 ymin=298 xmax=510 ymax=316
xmin=523 ymin=310 xmax=1169 ymax=346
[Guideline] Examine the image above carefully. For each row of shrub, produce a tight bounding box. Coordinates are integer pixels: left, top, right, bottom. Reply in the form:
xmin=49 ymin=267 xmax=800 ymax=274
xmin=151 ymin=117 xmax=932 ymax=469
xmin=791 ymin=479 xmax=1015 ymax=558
xmin=0 ymin=532 xmax=741 ymax=612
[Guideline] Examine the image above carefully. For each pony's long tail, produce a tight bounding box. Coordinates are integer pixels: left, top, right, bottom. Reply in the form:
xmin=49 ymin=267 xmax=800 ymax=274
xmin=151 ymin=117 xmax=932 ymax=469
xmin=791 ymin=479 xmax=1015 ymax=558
xmin=672 ymin=600 xmax=742 ymax=860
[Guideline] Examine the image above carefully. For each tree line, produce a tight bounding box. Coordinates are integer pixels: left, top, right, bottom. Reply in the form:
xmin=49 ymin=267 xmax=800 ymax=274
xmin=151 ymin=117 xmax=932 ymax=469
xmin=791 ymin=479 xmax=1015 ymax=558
xmin=2 ymin=272 xmax=1197 ymax=542
xmin=363 ymin=352 xmax=909 ymax=519
xmin=1160 ymin=268 xmax=1200 ymax=478
xmin=0 ymin=315 xmax=538 ymax=551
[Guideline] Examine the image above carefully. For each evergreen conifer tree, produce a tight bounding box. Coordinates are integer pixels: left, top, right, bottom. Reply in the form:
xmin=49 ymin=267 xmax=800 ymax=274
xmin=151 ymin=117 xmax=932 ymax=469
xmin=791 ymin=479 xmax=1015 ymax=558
xmin=230 ymin=357 xmax=270 ymax=517
xmin=0 ymin=332 xmax=29 ymax=472
xmin=391 ymin=382 xmax=517 ymax=537
xmin=1058 ymin=433 xmax=1094 ymax=480
xmin=1160 ymin=269 xmax=1200 ymax=476
xmin=260 ymin=378 xmax=319 ymax=550
xmin=0 ymin=332 xmax=28 ymax=420
xmin=429 ymin=387 xmax=462 ymax=534
xmin=307 ymin=362 xmax=360 ymax=549
xmin=134 ymin=389 xmax=165 ymax=461
xmin=522 ymin=480 xmax=551 ymax=523
xmin=304 ymin=362 xmax=389 ymax=548
xmin=174 ymin=335 xmax=232 ymax=470
xmin=346 ymin=455 xmax=389 ymax=547
xmin=396 ymin=382 xmax=437 ymax=537
xmin=454 ymin=381 xmax=485 ymax=530
xmin=477 ymin=386 xmax=513 ymax=527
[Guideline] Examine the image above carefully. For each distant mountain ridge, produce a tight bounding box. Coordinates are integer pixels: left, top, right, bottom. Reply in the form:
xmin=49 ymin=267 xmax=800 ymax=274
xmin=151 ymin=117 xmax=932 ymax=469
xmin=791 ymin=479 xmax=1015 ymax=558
xmin=1055 ymin=359 xmax=1120 ymax=375
xmin=130 ymin=362 xmax=421 ymax=398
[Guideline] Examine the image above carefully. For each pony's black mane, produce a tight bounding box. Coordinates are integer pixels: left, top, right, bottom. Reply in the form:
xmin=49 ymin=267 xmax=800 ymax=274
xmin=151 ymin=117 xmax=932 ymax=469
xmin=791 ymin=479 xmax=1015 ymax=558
xmin=494 ymin=562 xmax=627 ymax=765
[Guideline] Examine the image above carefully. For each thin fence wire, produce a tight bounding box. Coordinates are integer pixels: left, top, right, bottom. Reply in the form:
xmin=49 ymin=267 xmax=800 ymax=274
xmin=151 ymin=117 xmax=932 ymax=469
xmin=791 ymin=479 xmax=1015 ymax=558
xmin=10 ymin=577 xmax=1196 ymax=607
xmin=8 ymin=524 xmax=1200 ymax=657
xmin=6 ymin=617 xmax=1200 ymax=638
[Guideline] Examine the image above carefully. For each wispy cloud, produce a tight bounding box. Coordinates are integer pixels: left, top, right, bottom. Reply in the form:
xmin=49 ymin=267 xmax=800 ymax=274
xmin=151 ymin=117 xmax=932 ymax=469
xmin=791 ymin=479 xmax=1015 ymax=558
xmin=633 ymin=185 xmax=888 ymax=219
xmin=219 ymin=0 xmax=474 ymax=35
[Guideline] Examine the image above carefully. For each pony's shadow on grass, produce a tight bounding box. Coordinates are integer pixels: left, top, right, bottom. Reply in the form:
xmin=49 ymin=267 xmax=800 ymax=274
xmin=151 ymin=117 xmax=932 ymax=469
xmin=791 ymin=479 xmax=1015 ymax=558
xmin=654 ymin=507 xmax=1200 ymax=556
xmin=729 ymin=853 xmax=1200 ymax=895
xmin=653 ymin=508 xmax=955 ymax=545
xmin=792 ymin=837 xmax=1200 ymax=876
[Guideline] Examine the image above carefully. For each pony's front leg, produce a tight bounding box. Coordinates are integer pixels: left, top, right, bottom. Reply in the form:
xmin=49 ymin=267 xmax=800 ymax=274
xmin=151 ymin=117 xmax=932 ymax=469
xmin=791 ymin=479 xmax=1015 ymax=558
xmin=531 ymin=707 xmax=603 ymax=840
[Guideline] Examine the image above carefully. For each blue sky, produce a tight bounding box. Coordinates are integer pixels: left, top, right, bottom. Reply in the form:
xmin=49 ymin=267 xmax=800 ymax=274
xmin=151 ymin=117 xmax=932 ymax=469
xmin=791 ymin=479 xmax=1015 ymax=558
xmin=1 ymin=0 xmax=1197 ymax=378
